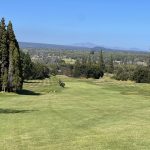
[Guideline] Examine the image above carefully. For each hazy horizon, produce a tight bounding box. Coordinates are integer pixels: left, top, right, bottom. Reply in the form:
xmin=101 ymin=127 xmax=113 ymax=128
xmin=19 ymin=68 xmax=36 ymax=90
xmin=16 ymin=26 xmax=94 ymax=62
xmin=1 ymin=0 xmax=150 ymax=50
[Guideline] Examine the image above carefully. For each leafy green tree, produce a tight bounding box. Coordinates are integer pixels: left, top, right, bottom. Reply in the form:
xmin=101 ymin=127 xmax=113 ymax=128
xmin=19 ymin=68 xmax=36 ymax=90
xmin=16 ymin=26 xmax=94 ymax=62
xmin=32 ymin=62 xmax=50 ymax=79
xmin=113 ymin=65 xmax=135 ymax=81
xmin=113 ymin=66 xmax=128 ymax=81
xmin=86 ymin=64 xmax=104 ymax=79
xmin=132 ymin=66 xmax=150 ymax=83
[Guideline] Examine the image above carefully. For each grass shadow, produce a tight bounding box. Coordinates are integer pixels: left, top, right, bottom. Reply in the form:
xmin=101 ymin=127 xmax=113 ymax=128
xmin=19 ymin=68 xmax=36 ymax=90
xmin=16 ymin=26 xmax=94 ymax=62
xmin=24 ymin=81 xmax=41 ymax=83
xmin=16 ymin=89 xmax=41 ymax=95
xmin=0 ymin=109 xmax=38 ymax=114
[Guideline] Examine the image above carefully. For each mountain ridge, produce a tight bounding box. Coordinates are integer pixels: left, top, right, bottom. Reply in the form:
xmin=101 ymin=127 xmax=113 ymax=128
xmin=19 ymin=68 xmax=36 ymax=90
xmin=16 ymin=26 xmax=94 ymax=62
xmin=19 ymin=42 xmax=147 ymax=52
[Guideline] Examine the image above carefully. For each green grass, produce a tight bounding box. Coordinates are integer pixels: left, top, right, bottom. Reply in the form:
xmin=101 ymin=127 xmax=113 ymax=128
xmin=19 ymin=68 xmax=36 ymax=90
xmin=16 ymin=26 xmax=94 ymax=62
xmin=63 ymin=58 xmax=76 ymax=64
xmin=0 ymin=76 xmax=150 ymax=150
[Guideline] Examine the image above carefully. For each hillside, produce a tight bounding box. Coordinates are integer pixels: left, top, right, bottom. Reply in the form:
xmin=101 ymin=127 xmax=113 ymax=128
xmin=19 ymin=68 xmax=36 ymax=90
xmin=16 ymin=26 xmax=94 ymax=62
xmin=19 ymin=42 xmax=146 ymax=52
xmin=19 ymin=42 xmax=90 ymax=51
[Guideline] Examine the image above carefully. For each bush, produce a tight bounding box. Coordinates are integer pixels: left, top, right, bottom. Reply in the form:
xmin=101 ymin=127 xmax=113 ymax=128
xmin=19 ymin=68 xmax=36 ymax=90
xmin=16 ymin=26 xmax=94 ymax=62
xmin=59 ymin=79 xmax=65 ymax=88
xmin=73 ymin=63 xmax=104 ymax=79
xmin=132 ymin=66 xmax=150 ymax=83
xmin=113 ymin=65 xmax=150 ymax=83
xmin=86 ymin=65 xmax=104 ymax=79
xmin=32 ymin=62 xmax=50 ymax=79
xmin=113 ymin=65 xmax=135 ymax=81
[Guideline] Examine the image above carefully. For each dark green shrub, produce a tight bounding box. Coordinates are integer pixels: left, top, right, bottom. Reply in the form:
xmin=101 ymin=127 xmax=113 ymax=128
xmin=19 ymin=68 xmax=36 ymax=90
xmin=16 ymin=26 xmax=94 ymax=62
xmin=59 ymin=79 xmax=65 ymax=88
xmin=132 ymin=66 xmax=150 ymax=83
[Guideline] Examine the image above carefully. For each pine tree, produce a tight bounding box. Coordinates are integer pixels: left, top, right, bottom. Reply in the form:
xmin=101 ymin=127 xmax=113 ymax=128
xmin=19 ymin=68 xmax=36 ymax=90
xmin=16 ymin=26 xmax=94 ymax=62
xmin=13 ymin=44 xmax=22 ymax=91
xmin=21 ymin=52 xmax=33 ymax=80
xmin=2 ymin=69 xmax=8 ymax=92
xmin=0 ymin=21 xmax=2 ymax=91
xmin=0 ymin=18 xmax=23 ymax=92
xmin=108 ymin=54 xmax=114 ymax=73
xmin=0 ymin=18 xmax=9 ymax=92
xmin=7 ymin=21 xmax=23 ymax=91
xmin=73 ymin=59 xmax=81 ymax=77
xmin=99 ymin=50 xmax=105 ymax=71
xmin=7 ymin=21 xmax=15 ymax=91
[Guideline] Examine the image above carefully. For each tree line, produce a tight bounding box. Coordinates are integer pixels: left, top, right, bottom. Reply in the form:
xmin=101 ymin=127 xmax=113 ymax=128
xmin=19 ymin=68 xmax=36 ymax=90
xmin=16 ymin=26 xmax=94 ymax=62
xmin=21 ymin=52 xmax=50 ymax=80
xmin=50 ymin=49 xmax=150 ymax=83
xmin=55 ymin=50 xmax=114 ymax=79
xmin=0 ymin=18 xmax=50 ymax=92
xmin=0 ymin=18 xmax=22 ymax=92
xmin=73 ymin=51 xmax=105 ymax=79
xmin=113 ymin=64 xmax=150 ymax=83
xmin=1 ymin=17 xmax=150 ymax=86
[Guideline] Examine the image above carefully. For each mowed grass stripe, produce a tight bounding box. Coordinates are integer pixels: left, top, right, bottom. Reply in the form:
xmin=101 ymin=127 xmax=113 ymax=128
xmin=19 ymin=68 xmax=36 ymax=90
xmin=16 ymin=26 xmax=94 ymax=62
xmin=0 ymin=76 xmax=150 ymax=150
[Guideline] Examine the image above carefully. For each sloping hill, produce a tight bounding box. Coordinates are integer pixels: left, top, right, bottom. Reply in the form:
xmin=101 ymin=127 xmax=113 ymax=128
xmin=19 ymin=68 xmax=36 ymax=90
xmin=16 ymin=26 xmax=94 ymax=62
xmin=19 ymin=42 xmax=90 ymax=50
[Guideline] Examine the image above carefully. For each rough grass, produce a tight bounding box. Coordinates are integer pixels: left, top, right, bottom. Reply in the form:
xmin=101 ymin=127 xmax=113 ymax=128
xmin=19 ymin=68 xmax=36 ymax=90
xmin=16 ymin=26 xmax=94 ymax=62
xmin=63 ymin=58 xmax=76 ymax=64
xmin=0 ymin=76 xmax=150 ymax=150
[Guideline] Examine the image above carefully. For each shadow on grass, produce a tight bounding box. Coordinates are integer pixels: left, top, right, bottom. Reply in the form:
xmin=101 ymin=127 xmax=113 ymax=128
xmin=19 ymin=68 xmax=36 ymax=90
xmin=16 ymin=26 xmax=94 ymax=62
xmin=24 ymin=81 xmax=41 ymax=83
xmin=0 ymin=109 xmax=38 ymax=114
xmin=16 ymin=89 xmax=41 ymax=95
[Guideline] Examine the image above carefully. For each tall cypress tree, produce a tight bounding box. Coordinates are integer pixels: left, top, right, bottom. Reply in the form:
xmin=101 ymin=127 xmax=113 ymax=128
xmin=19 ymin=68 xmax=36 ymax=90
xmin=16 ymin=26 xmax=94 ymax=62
xmin=0 ymin=21 xmax=2 ymax=91
xmin=0 ymin=18 xmax=23 ymax=92
xmin=7 ymin=21 xmax=15 ymax=91
xmin=13 ymin=46 xmax=22 ymax=91
xmin=99 ymin=50 xmax=105 ymax=71
xmin=7 ymin=21 xmax=23 ymax=91
xmin=0 ymin=21 xmax=2 ymax=56
xmin=21 ymin=52 xmax=33 ymax=80
xmin=0 ymin=18 xmax=9 ymax=92
xmin=108 ymin=54 xmax=114 ymax=73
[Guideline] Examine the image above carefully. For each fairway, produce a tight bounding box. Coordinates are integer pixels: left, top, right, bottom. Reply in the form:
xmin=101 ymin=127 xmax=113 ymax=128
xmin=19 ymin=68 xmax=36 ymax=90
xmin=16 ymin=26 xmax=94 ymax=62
xmin=0 ymin=76 xmax=150 ymax=150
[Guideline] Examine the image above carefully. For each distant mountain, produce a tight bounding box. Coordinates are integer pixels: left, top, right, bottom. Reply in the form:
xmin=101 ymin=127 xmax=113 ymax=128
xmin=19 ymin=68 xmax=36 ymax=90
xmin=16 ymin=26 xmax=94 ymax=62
xmin=73 ymin=42 xmax=97 ymax=48
xmin=19 ymin=42 xmax=147 ymax=52
xmin=19 ymin=42 xmax=90 ymax=50
xmin=92 ymin=46 xmax=147 ymax=52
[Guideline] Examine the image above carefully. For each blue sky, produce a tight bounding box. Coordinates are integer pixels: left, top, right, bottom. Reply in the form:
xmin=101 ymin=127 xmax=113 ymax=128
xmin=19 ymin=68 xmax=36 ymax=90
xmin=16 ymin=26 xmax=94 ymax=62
xmin=0 ymin=0 xmax=150 ymax=50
